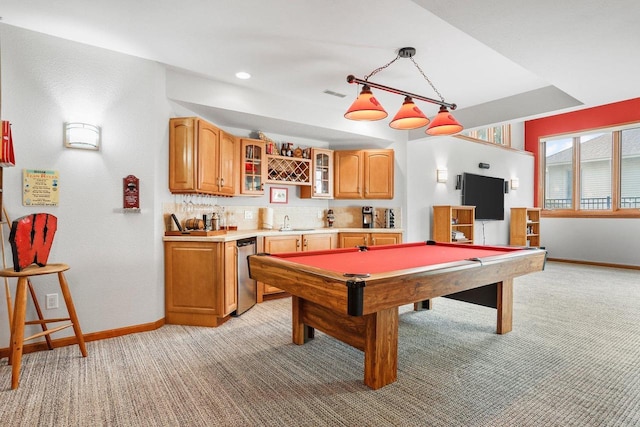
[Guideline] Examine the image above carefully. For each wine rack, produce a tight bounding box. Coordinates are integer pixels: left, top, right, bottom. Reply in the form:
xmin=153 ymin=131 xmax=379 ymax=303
xmin=266 ymin=154 xmax=311 ymax=185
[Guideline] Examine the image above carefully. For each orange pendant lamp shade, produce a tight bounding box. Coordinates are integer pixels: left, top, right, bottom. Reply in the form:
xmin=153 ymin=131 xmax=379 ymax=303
xmin=389 ymin=96 xmax=430 ymax=129
xmin=426 ymin=106 xmax=463 ymax=135
xmin=344 ymin=85 xmax=388 ymax=121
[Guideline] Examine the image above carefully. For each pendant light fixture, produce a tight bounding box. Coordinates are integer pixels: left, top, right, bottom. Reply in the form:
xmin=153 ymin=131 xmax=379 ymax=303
xmin=344 ymin=85 xmax=388 ymax=121
xmin=389 ymin=96 xmax=430 ymax=130
xmin=344 ymin=47 xmax=462 ymax=135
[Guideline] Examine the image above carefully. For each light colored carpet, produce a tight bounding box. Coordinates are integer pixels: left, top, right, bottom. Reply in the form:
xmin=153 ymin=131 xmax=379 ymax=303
xmin=1 ymin=261 xmax=639 ymax=426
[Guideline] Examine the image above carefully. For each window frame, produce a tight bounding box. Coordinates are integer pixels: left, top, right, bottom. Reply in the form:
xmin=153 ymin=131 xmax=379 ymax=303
xmin=539 ymin=123 xmax=640 ymax=218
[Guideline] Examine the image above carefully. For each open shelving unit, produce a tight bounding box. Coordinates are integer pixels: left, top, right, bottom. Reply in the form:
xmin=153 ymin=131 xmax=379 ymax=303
xmin=432 ymin=205 xmax=475 ymax=244
xmin=510 ymin=207 xmax=541 ymax=247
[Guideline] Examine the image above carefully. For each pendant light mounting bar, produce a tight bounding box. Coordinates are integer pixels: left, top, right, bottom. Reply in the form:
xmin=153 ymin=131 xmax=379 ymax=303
xmin=346 ymin=75 xmax=457 ymax=111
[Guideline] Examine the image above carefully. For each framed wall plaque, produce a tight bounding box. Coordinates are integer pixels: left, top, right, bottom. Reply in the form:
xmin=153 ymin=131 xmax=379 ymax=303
xmin=270 ymin=187 xmax=288 ymax=204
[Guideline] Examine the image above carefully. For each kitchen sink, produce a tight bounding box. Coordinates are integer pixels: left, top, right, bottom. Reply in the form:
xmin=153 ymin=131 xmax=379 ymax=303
xmin=279 ymin=228 xmax=315 ymax=232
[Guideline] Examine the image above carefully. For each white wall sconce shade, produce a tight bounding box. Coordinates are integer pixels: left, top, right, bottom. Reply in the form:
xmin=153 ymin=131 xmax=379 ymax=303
xmin=64 ymin=122 xmax=101 ymax=150
xmin=437 ymin=169 xmax=448 ymax=183
xmin=511 ymin=178 xmax=520 ymax=189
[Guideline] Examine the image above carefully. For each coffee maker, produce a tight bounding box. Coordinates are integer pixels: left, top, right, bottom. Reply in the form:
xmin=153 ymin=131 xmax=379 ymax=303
xmin=362 ymin=206 xmax=373 ymax=228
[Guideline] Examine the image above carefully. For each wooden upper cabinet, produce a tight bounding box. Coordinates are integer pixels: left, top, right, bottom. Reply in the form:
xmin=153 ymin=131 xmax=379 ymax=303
xmin=169 ymin=117 xmax=237 ymax=196
xmin=196 ymin=120 xmax=221 ymax=193
xmin=169 ymin=118 xmax=196 ymax=192
xmin=239 ymin=138 xmax=266 ymax=195
xmin=334 ymin=149 xmax=394 ymax=199
xmin=364 ymin=150 xmax=394 ymax=199
xmin=300 ymin=148 xmax=334 ymax=199
xmin=334 ymin=150 xmax=364 ymax=198
xmin=218 ymin=130 xmax=239 ymax=196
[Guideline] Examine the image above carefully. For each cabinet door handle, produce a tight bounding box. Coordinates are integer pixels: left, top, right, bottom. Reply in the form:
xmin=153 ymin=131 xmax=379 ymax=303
xmin=372 ymin=238 xmax=376 ymax=245
xmin=303 ymin=238 xmax=308 ymax=248
xmin=296 ymin=239 xmax=301 ymax=249
xmin=220 ymin=177 xmax=224 ymax=185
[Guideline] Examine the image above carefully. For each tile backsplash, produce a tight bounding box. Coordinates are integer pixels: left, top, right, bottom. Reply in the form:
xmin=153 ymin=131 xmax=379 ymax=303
xmin=163 ymin=203 xmax=401 ymax=231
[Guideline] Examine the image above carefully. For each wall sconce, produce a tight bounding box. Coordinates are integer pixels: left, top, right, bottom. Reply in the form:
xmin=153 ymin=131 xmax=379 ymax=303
xmin=64 ymin=122 xmax=101 ymax=150
xmin=436 ymin=169 xmax=448 ymax=183
xmin=344 ymin=47 xmax=463 ymax=136
xmin=511 ymin=178 xmax=520 ymax=190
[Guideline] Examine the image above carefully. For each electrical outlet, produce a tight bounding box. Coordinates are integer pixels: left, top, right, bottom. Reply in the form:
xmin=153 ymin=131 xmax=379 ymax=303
xmin=317 ymin=210 xmax=323 ymax=219
xmin=45 ymin=293 xmax=59 ymax=309
xmin=244 ymin=210 xmax=253 ymax=220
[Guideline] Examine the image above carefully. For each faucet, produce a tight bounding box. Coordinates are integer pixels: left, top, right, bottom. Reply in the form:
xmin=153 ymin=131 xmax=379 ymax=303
xmin=281 ymin=215 xmax=291 ymax=231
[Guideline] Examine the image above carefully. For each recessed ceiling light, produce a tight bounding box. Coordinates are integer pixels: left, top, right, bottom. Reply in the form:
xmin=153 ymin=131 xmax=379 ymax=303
xmin=235 ymin=71 xmax=251 ymax=80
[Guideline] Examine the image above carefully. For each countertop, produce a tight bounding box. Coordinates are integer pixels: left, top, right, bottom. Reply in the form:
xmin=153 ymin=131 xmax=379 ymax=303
xmin=163 ymin=227 xmax=404 ymax=243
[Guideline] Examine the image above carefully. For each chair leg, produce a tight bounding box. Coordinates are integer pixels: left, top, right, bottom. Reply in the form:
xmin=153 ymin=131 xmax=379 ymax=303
xmin=10 ymin=277 xmax=28 ymax=390
xmin=57 ymin=272 xmax=87 ymax=357
xmin=28 ymin=278 xmax=54 ymax=350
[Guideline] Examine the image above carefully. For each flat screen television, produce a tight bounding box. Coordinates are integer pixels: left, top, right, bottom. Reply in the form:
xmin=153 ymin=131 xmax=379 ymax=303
xmin=462 ymin=173 xmax=505 ymax=220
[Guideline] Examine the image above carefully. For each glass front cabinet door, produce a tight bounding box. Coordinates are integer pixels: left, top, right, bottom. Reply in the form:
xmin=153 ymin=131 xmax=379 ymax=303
xmin=240 ymin=138 xmax=266 ymax=195
xmin=300 ymin=148 xmax=333 ymax=199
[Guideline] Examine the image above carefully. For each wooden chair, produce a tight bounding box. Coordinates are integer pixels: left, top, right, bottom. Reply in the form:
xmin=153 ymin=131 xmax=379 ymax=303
xmin=0 ymin=213 xmax=87 ymax=389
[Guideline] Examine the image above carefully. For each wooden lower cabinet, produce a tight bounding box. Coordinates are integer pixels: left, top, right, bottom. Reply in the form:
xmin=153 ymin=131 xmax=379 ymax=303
xmin=164 ymin=240 xmax=237 ymax=327
xmin=258 ymin=233 xmax=338 ymax=301
xmin=338 ymin=232 xmax=403 ymax=248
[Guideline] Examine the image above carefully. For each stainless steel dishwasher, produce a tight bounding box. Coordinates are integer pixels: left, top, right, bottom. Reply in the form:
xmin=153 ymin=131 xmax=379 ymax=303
xmin=235 ymin=237 xmax=257 ymax=315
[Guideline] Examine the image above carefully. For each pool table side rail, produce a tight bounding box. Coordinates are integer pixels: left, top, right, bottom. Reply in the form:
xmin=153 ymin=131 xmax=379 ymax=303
xmin=248 ymin=248 xmax=546 ymax=316
xmin=360 ymin=249 xmax=546 ymax=314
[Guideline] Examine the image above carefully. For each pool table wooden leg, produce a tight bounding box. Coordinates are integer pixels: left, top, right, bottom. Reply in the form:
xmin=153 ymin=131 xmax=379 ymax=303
xmin=292 ymin=296 xmax=314 ymax=344
xmin=496 ymin=279 xmax=513 ymax=334
xmin=363 ymin=307 xmax=398 ymax=390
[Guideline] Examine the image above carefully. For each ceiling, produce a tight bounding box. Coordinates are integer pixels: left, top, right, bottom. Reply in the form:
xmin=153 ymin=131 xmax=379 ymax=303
xmin=2 ymin=0 xmax=639 ymax=144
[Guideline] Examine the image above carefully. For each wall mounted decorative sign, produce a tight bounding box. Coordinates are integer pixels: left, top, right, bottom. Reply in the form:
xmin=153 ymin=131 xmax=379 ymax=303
xmin=22 ymin=169 xmax=59 ymax=206
xmin=123 ymin=175 xmax=140 ymax=209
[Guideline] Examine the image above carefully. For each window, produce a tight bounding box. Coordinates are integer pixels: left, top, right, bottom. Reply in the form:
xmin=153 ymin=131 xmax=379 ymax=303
xmin=621 ymin=128 xmax=640 ymax=208
xmin=540 ymin=125 xmax=640 ymax=216
xmin=460 ymin=124 xmax=511 ymax=147
xmin=579 ymin=132 xmax=611 ymax=210
xmin=544 ymin=137 xmax=573 ymax=209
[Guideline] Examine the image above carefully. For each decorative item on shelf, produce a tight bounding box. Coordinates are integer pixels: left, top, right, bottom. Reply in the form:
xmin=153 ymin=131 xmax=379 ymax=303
xmin=344 ymin=47 xmax=462 ymax=136
xmin=184 ymin=218 xmax=204 ymax=230
xmin=293 ymin=147 xmax=303 ymax=158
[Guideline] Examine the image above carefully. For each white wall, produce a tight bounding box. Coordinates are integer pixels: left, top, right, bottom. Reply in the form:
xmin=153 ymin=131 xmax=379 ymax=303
xmin=0 ymin=25 xmax=173 ymax=346
xmin=542 ymin=218 xmax=640 ymax=266
xmin=406 ymin=134 xmax=535 ymax=245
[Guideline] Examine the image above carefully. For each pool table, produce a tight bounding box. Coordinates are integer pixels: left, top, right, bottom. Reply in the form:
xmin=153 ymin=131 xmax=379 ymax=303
xmin=248 ymin=241 xmax=546 ymax=389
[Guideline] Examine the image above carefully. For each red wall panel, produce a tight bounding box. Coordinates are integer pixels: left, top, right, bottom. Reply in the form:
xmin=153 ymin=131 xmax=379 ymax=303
xmin=524 ymin=97 xmax=640 ymax=204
